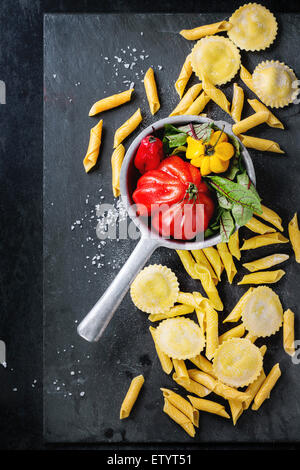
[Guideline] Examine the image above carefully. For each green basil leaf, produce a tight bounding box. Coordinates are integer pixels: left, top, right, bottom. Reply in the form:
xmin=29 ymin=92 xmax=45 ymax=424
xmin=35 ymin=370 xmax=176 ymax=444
xmin=231 ymin=203 xmax=253 ymax=226
xmin=220 ymin=210 xmax=235 ymax=242
xmin=207 ymin=175 xmax=262 ymax=213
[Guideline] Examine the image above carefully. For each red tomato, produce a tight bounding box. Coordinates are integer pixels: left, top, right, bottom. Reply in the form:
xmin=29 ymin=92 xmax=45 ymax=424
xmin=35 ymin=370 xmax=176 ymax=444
xmin=132 ymin=155 xmax=214 ymax=239
xmin=134 ymin=135 xmax=164 ymax=174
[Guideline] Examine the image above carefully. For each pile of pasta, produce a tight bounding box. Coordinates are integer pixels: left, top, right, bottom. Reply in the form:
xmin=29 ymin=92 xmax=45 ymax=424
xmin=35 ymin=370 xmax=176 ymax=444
xmin=119 ymin=208 xmax=299 ymax=436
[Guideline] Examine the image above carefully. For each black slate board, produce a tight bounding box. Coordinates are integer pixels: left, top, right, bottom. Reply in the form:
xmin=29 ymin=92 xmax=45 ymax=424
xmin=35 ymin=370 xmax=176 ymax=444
xmin=44 ymin=13 xmax=300 ymax=443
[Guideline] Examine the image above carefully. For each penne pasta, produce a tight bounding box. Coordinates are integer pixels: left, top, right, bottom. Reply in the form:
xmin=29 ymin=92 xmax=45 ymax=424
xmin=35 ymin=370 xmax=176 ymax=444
xmin=161 ymin=389 xmax=199 ymax=426
xmin=163 ymin=398 xmax=195 ymax=437
xmin=231 ymin=83 xmax=244 ymax=122
xmin=223 ymin=288 xmax=254 ymax=323
xmin=238 ymin=270 xmax=285 ymax=285
xmin=245 ymin=332 xmax=258 ymax=343
xmin=232 ymin=111 xmax=269 ymax=135
xmin=148 ymin=304 xmax=194 ymax=322
xmin=120 ymin=374 xmax=144 ymax=419
xmin=202 ymin=75 xmax=231 ymax=114
xmin=144 ymin=67 xmax=160 ymax=115
xmin=219 ymin=324 xmax=245 ymax=344
xmin=195 ymin=307 xmax=206 ymax=333
xmin=283 ymin=309 xmax=295 ymax=356
xmin=89 ymin=89 xmax=134 ymax=116
xmin=247 ymin=99 xmax=284 ymax=129
xmin=288 ymin=213 xmax=300 ymax=263
xmin=193 ymin=265 xmax=224 ymax=311
xmin=185 ymin=92 xmax=211 ymax=115
xmin=176 ymin=250 xmax=199 ymax=279
xmin=111 ymin=144 xmax=125 ymax=197
xmin=240 ymin=65 xmax=256 ymax=94
xmin=175 ymin=55 xmax=193 ymax=98
xmin=229 ymin=399 xmax=244 ymax=425
xmin=149 ymin=326 xmax=173 ymax=374
xmin=239 ymin=134 xmax=284 ymax=154
xmin=252 ymin=363 xmax=281 ymax=411
xmin=216 ymin=243 xmax=237 ymax=284
xmin=173 ymin=359 xmax=190 ymax=384
xmin=170 ymin=84 xmax=203 ymax=116
xmin=177 ymin=291 xmax=199 ymax=309
xmin=192 ymin=249 xmax=218 ymax=284
xmin=245 ymin=217 xmax=276 ymax=235
xmin=203 ymin=247 xmax=223 ymax=281
xmin=202 ymin=300 xmax=219 ymax=360
xmin=189 ymin=354 xmax=215 ymax=377
xmin=228 ymin=230 xmax=241 ymax=260
xmin=242 ymin=369 xmax=267 ymax=411
xmin=173 ymin=372 xmax=211 ymax=398
xmin=113 ymin=108 xmax=142 ymax=148
xmin=254 ymin=204 xmax=283 ymax=232
xmin=243 ymin=254 xmax=289 ymax=272
xmin=188 ymin=395 xmax=230 ymax=419
xmin=188 ymin=369 xmax=251 ymax=403
xmin=83 ymin=119 xmax=103 ymax=173
xmin=241 ymin=232 xmax=289 ymax=250
xmin=180 ymin=20 xmax=231 ymax=40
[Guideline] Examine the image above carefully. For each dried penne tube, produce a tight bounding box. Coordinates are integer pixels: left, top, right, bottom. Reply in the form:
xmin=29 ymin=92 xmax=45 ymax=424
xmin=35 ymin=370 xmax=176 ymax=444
xmin=245 ymin=217 xmax=276 ymax=235
xmin=113 ymin=108 xmax=142 ymax=148
xmin=240 ymin=65 xmax=256 ymax=94
xmin=254 ymin=204 xmax=283 ymax=232
xmin=148 ymin=304 xmax=194 ymax=322
xmin=89 ymin=89 xmax=134 ymax=116
xmin=228 ymin=399 xmax=244 ymax=425
xmin=149 ymin=326 xmax=173 ymax=374
xmin=247 ymin=99 xmax=284 ymax=129
xmin=192 ymin=249 xmax=218 ymax=284
xmin=189 ymin=354 xmax=215 ymax=377
xmin=176 ymin=250 xmax=199 ymax=279
xmin=219 ymin=324 xmax=245 ymax=344
xmin=202 ymin=75 xmax=231 ymax=114
xmin=232 ymin=111 xmax=269 ymax=135
xmin=241 ymin=232 xmax=289 ymax=250
xmin=238 ymin=270 xmax=285 ymax=285
xmin=173 ymin=372 xmax=211 ymax=398
xmin=185 ymin=92 xmax=211 ymax=115
xmin=188 ymin=369 xmax=251 ymax=402
xmin=161 ymin=389 xmax=199 ymax=426
xmin=252 ymin=363 xmax=281 ymax=411
xmin=216 ymin=243 xmax=237 ymax=284
xmin=180 ymin=20 xmax=231 ymax=40
xmin=231 ymin=83 xmax=244 ymax=122
xmin=283 ymin=309 xmax=295 ymax=356
xmin=173 ymin=359 xmax=190 ymax=384
xmin=245 ymin=332 xmax=258 ymax=343
xmin=243 ymin=254 xmax=289 ymax=272
xmin=288 ymin=213 xmax=300 ymax=263
xmin=239 ymin=135 xmax=284 ymax=154
xmin=228 ymin=230 xmax=241 ymax=261
xmin=193 ymin=266 xmax=224 ymax=311
xmin=175 ymin=54 xmax=193 ymax=98
xmin=188 ymin=395 xmax=230 ymax=419
xmin=111 ymin=144 xmax=125 ymax=197
xmin=177 ymin=292 xmax=199 ymax=308
xmin=120 ymin=374 xmax=144 ymax=419
xmin=203 ymin=247 xmax=223 ymax=281
xmin=163 ymin=398 xmax=195 ymax=437
xmin=223 ymin=288 xmax=254 ymax=323
xmin=144 ymin=67 xmax=160 ymax=115
xmin=242 ymin=370 xmax=267 ymax=411
xmin=193 ymin=291 xmax=209 ymax=306
xmin=83 ymin=119 xmax=103 ymax=173
xmin=169 ymin=84 xmax=202 ymax=116
xmin=195 ymin=307 xmax=206 ymax=333
xmin=202 ymin=300 xmax=219 ymax=360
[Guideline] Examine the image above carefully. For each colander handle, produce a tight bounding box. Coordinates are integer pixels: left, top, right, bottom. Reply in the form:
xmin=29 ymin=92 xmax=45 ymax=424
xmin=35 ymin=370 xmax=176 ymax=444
xmin=77 ymin=236 xmax=159 ymax=342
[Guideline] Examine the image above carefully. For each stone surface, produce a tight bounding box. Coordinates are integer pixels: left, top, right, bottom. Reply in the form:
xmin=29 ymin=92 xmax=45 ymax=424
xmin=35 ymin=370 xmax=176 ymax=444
xmin=44 ymin=12 xmax=300 ymax=444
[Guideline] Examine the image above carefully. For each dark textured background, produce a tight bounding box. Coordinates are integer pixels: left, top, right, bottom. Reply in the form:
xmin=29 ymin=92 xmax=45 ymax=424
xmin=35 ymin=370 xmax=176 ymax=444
xmin=1 ymin=0 xmax=300 ymax=451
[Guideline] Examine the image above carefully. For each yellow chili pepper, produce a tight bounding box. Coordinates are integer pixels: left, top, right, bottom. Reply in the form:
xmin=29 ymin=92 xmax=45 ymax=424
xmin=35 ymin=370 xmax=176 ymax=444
xmin=186 ymin=129 xmax=234 ymax=176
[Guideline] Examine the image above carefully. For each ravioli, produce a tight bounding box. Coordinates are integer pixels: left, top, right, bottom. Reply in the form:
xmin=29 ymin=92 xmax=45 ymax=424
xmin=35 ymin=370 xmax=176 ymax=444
xmin=156 ymin=318 xmax=205 ymax=359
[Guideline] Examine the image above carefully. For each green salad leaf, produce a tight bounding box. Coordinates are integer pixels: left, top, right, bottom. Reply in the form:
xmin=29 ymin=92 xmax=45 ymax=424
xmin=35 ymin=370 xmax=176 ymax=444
xmin=231 ymin=204 xmax=253 ymax=226
xmin=178 ymin=122 xmax=213 ymax=142
xmin=163 ymin=124 xmax=187 ymax=153
xmin=219 ymin=210 xmax=235 ymax=242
